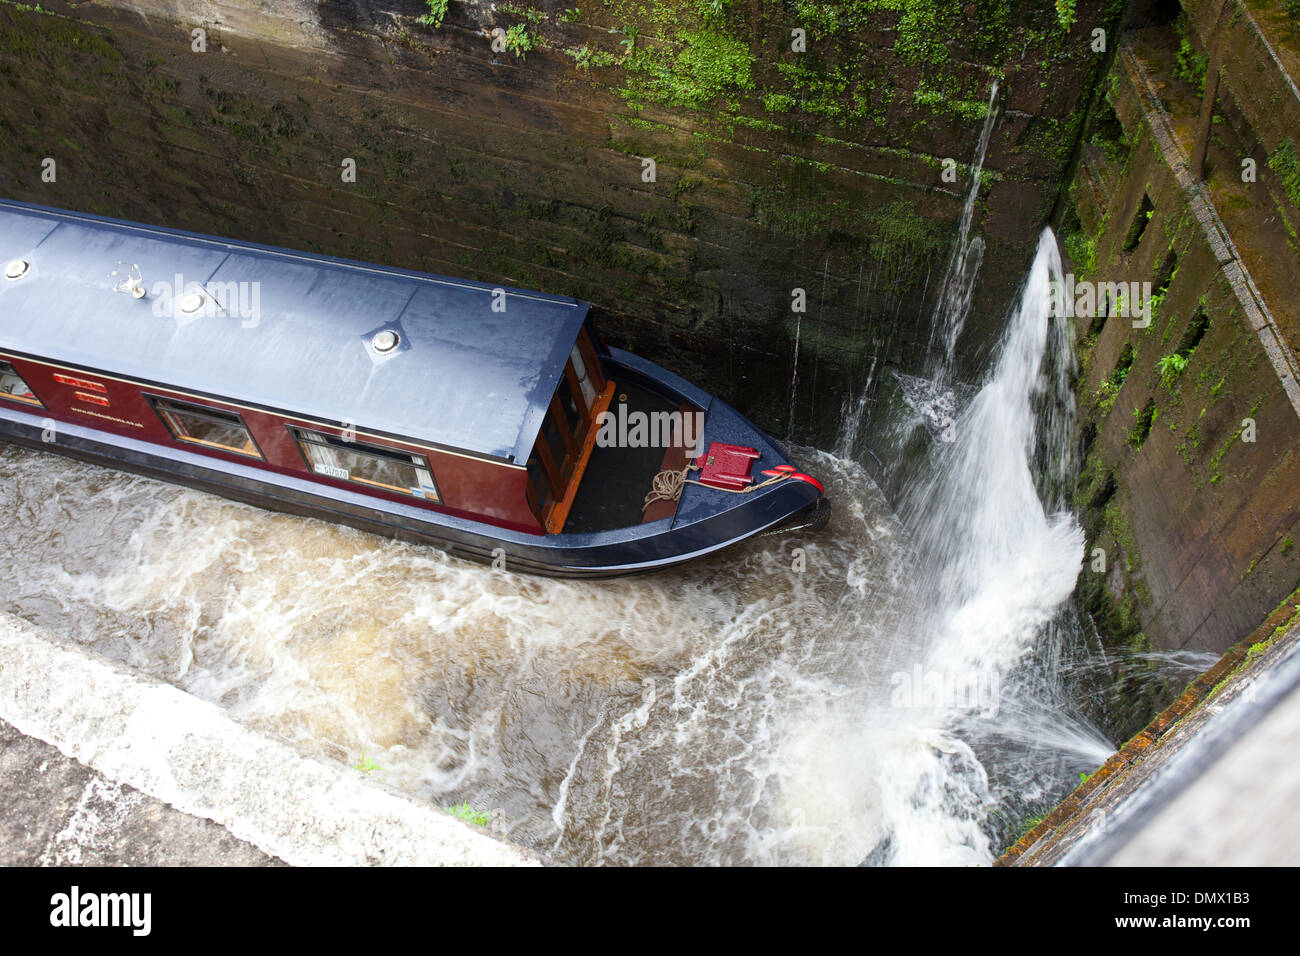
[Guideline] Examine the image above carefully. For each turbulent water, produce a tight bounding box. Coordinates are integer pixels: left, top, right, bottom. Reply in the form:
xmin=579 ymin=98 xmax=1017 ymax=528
xmin=0 ymin=229 xmax=1124 ymax=865
xmin=0 ymin=441 xmax=895 ymax=863
xmin=0 ymin=441 xmax=1106 ymax=864
xmin=888 ymin=230 xmax=1114 ymax=857
xmin=0 ymin=75 xmax=1142 ymax=861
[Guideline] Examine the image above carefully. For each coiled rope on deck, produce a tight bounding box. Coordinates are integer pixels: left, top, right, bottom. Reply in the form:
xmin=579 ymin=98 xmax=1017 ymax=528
xmin=642 ymin=465 xmax=795 ymax=512
xmin=643 ymin=466 xmax=694 ymax=511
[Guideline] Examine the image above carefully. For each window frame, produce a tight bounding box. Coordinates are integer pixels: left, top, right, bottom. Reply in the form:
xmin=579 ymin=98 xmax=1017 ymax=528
xmin=0 ymin=359 xmax=44 ymax=408
xmin=289 ymin=426 xmax=441 ymax=503
xmin=146 ymin=394 xmax=265 ymax=460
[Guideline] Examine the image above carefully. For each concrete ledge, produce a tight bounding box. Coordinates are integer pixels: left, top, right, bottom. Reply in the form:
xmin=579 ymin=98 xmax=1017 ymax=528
xmin=0 ymin=612 xmax=541 ymax=867
xmin=1 ymin=717 xmax=282 ymax=865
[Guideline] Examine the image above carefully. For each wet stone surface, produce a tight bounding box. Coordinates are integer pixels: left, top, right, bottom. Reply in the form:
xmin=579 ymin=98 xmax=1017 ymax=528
xmin=0 ymin=718 xmax=282 ymax=867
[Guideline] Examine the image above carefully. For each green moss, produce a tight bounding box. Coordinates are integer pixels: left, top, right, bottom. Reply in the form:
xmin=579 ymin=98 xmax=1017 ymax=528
xmin=1013 ymin=812 xmax=1049 ymax=844
xmin=622 ymin=27 xmax=753 ymax=109
xmin=1094 ymin=379 xmax=1119 ymax=414
xmin=417 ymin=0 xmax=450 ymax=28
xmin=866 ymin=199 xmax=948 ymax=272
xmin=504 ymin=23 xmax=534 ymax=58
xmin=1063 ymin=230 xmax=1097 ymax=274
xmin=912 ymin=79 xmax=992 ymax=121
xmin=566 ymin=44 xmax=617 ymax=70
xmin=1055 ymin=0 xmax=1077 ymax=31
xmin=762 ymin=92 xmax=795 ymax=113
xmin=1275 ymin=594 xmax=1300 ymax=633
xmin=1073 ymin=454 xmax=1115 ymax=514
xmin=445 ymin=802 xmax=492 ymax=827
xmin=1207 ymin=591 xmax=1300 ymax=702
xmin=1109 ymin=343 xmax=1136 ymax=388
xmin=501 ymin=1 xmax=547 ymax=26
xmin=1173 ymin=37 xmax=1209 ymax=96
xmin=1128 ymin=399 xmax=1157 ymax=448
xmin=1207 ymin=398 xmax=1262 ymax=483
xmin=1156 ymin=352 xmax=1187 ymax=388
xmin=882 ymin=0 xmax=949 ymax=65
xmin=1267 ymin=139 xmax=1300 ymax=210
xmin=1105 ymin=503 xmax=1146 ymax=586
xmin=1075 ymin=497 xmax=1151 ymax=657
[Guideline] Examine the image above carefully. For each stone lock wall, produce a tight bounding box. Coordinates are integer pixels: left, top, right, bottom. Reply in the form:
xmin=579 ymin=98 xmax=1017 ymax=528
xmin=0 ymin=0 xmax=1122 ymax=444
xmin=1067 ymin=0 xmax=1300 ymax=654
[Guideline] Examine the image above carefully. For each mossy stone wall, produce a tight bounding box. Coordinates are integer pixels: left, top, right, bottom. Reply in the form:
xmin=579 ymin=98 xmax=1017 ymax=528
xmin=0 ymin=0 xmax=1121 ymax=444
xmin=1066 ymin=2 xmax=1300 ymax=653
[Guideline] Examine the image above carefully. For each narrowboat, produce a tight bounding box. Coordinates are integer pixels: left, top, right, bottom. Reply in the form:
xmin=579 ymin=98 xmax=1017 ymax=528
xmin=0 ymin=199 xmax=827 ymax=577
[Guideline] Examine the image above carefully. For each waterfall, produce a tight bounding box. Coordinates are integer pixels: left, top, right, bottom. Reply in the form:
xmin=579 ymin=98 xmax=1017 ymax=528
xmin=770 ymin=230 xmax=1106 ymax=867
xmin=903 ymin=230 xmax=1082 ymax=619
xmin=870 ymin=228 xmax=1103 ymax=863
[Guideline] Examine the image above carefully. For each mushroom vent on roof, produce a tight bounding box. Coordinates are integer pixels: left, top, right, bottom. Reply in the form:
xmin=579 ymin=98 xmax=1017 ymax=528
xmin=179 ymin=291 xmax=206 ymax=314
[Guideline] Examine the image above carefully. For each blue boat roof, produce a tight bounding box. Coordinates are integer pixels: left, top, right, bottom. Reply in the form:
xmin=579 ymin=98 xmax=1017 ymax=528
xmin=0 ymin=200 xmax=591 ymax=463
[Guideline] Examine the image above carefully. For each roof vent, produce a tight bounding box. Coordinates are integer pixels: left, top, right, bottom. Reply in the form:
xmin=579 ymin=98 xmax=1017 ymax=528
xmin=179 ymin=291 xmax=207 ymax=315
xmin=371 ymin=329 xmax=400 ymax=353
xmin=110 ymin=262 xmax=147 ymax=299
xmin=361 ymin=323 xmax=407 ymax=364
xmin=3 ymin=258 xmax=30 ymax=280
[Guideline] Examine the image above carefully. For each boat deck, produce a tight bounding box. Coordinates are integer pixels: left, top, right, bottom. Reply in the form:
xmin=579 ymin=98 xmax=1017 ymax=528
xmin=564 ymin=380 xmax=688 ymax=534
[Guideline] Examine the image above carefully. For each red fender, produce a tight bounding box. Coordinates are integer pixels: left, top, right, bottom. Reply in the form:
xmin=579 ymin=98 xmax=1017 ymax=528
xmin=788 ymin=472 xmax=824 ymax=495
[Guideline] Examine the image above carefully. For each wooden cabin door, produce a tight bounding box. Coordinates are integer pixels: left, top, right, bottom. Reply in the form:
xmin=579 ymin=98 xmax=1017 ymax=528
xmin=527 ymin=328 xmax=613 ymax=533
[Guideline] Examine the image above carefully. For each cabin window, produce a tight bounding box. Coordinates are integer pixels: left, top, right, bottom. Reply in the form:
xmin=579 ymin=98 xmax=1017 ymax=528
xmin=292 ymin=427 xmax=439 ymax=501
xmin=0 ymin=360 xmax=42 ymax=407
xmin=151 ymin=397 xmax=263 ymax=458
xmin=569 ymin=343 xmax=597 ymax=410
xmin=555 ymin=375 xmax=582 ymax=436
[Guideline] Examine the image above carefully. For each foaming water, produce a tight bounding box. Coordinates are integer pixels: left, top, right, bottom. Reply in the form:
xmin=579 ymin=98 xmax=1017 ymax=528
xmin=755 ymin=229 xmax=1111 ymax=866
xmin=1 ymin=441 xmax=944 ymax=863
xmin=885 ymin=230 xmax=1112 ymax=859
xmin=0 ymin=234 xmax=1121 ymax=864
xmin=0 ymin=235 xmax=1138 ymax=864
